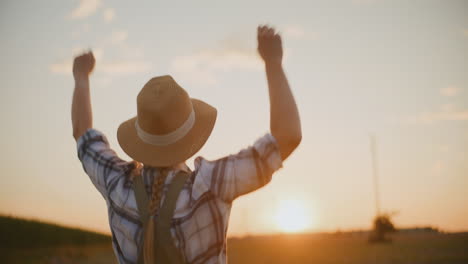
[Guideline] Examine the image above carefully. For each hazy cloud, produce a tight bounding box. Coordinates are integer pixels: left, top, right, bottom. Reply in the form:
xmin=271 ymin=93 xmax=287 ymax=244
xmin=169 ymin=25 xmax=306 ymax=86
xmin=463 ymin=29 xmax=468 ymax=37
xmin=100 ymin=61 xmax=151 ymax=74
xmin=77 ymin=30 xmax=128 ymax=48
xmin=50 ymin=60 xmax=73 ymax=74
xmin=409 ymin=104 xmax=468 ymax=124
xmin=109 ymin=30 xmax=128 ymax=45
xmin=55 ymin=27 xmax=147 ymax=75
xmin=71 ymin=24 xmax=90 ymax=39
xmin=440 ymin=86 xmax=461 ymax=97
xmin=51 ymin=45 xmax=149 ymax=75
xmin=69 ymin=0 xmax=102 ymax=19
xmin=171 ymin=55 xmax=217 ymax=85
xmin=170 ymin=38 xmax=262 ymax=85
xmin=50 ymin=59 xmax=151 ymax=75
xmin=282 ymin=25 xmax=306 ymax=39
xmin=103 ymin=8 xmax=115 ymax=23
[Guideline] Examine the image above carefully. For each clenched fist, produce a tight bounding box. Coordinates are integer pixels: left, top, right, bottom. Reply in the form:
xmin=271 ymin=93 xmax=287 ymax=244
xmin=73 ymin=51 xmax=95 ymax=80
xmin=257 ymin=25 xmax=283 ymax=65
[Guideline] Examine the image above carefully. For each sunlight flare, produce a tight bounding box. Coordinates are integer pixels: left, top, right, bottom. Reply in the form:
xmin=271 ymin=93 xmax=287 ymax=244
xmin=275 ymin=199 xmax=313 ymax=233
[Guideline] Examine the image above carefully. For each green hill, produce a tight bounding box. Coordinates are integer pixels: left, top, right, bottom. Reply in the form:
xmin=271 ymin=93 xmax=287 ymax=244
xmin=0 ymin=215 xmax=111 ymax=249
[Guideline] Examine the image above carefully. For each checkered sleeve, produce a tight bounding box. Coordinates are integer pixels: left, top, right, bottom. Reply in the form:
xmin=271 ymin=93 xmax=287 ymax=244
xmin=76 ymin=128 xmax=128 ymax=199
xmin=198 ymin=133 xmax=283 ymax=203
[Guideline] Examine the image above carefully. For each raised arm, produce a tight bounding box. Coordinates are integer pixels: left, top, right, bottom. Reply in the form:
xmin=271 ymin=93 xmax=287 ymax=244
xmin=257 ymin=25 xmax=302 ymax=160
xmin=71 ymin=52 xmax=95 ymax=141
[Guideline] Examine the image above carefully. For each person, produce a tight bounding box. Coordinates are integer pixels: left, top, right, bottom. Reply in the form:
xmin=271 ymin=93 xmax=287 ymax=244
xmin=72 ymin=25 xmax=301 ymax=264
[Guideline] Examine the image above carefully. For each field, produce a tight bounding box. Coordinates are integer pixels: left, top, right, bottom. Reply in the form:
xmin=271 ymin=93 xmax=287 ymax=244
xmin=228 ymin=232 xmax=468 ymax=264
xmin=1 ymin=215 xmax=467 ymax=264
xmin=2 ymin=232 xmax=468 ymax=264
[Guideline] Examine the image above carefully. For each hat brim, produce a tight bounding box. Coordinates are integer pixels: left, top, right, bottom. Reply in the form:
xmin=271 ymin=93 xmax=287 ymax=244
xmin=117 ymin=99 xmax=217 ymax=167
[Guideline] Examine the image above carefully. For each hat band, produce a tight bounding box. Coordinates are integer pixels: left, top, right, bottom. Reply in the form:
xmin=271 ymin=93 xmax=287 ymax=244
xmin=135 ymin=110 xmax=195 ymax=146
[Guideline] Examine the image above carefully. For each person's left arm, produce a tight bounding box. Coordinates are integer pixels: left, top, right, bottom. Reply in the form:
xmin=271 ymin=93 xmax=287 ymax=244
xmin=196 ymin=133 xmax=283 ymax=203
xmin=72 ymin=51 xmax=95 ymax=141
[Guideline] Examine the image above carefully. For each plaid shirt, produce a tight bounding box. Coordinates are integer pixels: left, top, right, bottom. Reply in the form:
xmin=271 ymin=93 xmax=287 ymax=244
xmin=77 ymin=129 xmax=283 ymax=264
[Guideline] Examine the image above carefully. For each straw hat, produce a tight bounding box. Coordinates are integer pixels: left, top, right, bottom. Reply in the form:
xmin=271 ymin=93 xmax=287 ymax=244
xmin=117 ymin=75 xmax=217 ymax=167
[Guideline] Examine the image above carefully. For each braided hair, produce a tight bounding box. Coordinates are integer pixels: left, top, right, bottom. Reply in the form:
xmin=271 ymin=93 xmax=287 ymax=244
xmin=129 ymin=160 xmax=170 ymax=262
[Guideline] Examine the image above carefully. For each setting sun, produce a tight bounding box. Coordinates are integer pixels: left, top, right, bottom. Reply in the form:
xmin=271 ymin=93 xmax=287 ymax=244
xmin=275 ymin=199 xmax=313 ymax=233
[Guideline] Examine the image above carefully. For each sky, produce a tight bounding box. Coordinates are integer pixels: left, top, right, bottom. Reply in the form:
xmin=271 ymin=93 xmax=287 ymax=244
xmin=0 ymin=0 xmax=467 ymax=236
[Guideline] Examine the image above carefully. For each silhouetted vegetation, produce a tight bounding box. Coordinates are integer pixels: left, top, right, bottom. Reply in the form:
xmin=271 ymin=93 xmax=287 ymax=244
xmin=0 ymin=215 xmax=110 ymax=249
xmin=369 ymin=214 xmax=396 ymax=243
xmin=2 ymin=222 xmax=467 ymax=263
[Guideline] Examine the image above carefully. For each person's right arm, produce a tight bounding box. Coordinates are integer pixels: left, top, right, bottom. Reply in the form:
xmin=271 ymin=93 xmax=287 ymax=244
xmin=71 ymin=52 xmax=128 ymax=198
xmin=258 ymin=25 xmax=302 ymax=161
xmin=72 ymin=52 xmax=95 ymax=141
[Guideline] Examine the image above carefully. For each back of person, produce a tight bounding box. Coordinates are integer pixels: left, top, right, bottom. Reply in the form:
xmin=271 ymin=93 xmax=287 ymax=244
xmin=78 ymin=128 xmax=282 ymax=263
xmin=72 ymin=25 xmax=301 ymax=264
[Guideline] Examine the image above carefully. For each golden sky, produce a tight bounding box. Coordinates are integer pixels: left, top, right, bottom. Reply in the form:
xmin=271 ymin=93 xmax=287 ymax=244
xmin=0 ymin=0 xmax=467 ymax=235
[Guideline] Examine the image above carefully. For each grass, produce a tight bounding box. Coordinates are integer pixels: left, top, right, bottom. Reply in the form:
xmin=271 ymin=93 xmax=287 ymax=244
xmin=0 ymin=215 xmax=110 ymax=248
xmin=227 ymin=232 xmax=468 ymax=264
xmin=1 ymin=215 xmax=467 ymax=263
xmin=0 ymin=244 xmax=114 ymax=264
xmin=0 ymin=215 xmax=113 ymax=264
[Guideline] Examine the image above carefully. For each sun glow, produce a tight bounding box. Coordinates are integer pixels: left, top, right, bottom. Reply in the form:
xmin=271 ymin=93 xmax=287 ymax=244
xmin=275 ymin=199 xmax=312 ymax=233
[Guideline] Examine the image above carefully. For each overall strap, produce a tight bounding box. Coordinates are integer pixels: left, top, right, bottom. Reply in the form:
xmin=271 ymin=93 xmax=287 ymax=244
xmin=155 ymin=171 xmax=189 ymax=264
xmin=132 ymin=174 xmax=150 ymax=264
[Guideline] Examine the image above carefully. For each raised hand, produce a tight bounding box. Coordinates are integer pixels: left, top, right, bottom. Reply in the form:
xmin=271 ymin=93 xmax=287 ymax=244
xmin=73 ymin=51 xmax=95 ymax=80
xmin=71 ymin=51 xmax=94 ymax=140
xmin=258 ymin=24 xmax=301 ymax=160
xmin=257 ymin=25 xmax=283 ymax=65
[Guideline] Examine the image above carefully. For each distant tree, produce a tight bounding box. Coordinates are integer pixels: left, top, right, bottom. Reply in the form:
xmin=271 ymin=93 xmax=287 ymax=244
xmin=369 ymin=213 xmax=396 ymax=243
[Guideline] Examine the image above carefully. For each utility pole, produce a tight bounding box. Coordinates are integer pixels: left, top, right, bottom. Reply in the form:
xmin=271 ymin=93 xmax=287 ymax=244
xmin=370 ymin=135 xmax=381 ymax=216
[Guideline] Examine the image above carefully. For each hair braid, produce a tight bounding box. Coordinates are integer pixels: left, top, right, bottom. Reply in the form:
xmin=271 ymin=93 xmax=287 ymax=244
xmin=129 ymin=161 xmax=168 ymax=216
xmin=128 ymin=161 xmax=143 ymax=181
xmin=148 ymin=168 xmax=169 ymax=216
xmin=129 ymin=161 xmax=171 ymax=262
xmin=143 ymin=167 xmax=170 ymax=263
